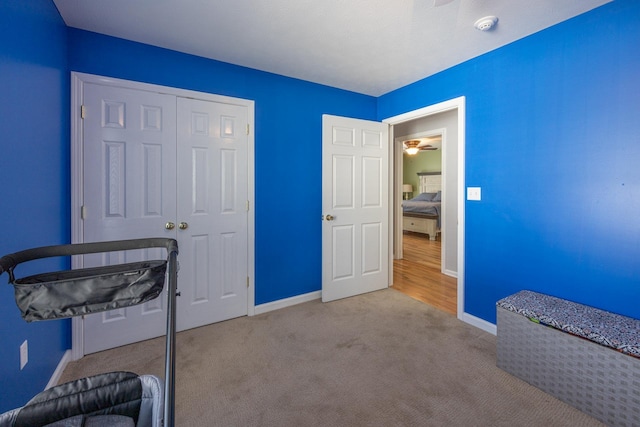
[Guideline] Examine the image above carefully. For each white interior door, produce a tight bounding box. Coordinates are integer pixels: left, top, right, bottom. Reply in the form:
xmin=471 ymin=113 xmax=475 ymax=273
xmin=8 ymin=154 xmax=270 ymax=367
xmin=176 ymin=97 xmax=248 ymax=331
xmin=80 ymin=82 xmax=250 ymax=354
xmin=82 ymin=83 xmax=177 ymax=353
xmin=322 ymin=115 xmax=389 ymax=302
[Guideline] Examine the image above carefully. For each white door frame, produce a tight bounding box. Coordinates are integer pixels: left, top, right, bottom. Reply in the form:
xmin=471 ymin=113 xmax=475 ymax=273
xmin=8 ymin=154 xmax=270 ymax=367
xmin=70 ymin=72 xmax=256 ymax=360
xmin=383 ymin=96 xmax=465 ymax=319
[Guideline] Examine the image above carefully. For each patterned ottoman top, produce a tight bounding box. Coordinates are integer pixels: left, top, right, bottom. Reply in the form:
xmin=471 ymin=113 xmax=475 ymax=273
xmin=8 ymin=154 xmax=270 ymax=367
xmin=497 ymin=290 xmax=640 ymax=358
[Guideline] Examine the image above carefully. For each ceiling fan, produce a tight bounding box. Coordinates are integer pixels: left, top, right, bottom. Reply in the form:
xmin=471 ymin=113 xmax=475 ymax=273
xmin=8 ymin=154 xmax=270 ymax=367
xmin=403 ymin=140 xmax=438 ymax=155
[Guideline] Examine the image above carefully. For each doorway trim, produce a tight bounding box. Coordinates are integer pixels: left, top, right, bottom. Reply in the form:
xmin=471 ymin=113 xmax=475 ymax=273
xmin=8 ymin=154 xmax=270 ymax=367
xmin=70 ymin=72 xmax=256 ymax=359
xmin=383 ymin=96 xmax=465 ymax=319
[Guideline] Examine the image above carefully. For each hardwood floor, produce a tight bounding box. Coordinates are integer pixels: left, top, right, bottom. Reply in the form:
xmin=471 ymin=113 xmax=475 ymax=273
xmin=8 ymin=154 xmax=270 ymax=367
xmin=392 ymin=231 xmax=457 ymax=315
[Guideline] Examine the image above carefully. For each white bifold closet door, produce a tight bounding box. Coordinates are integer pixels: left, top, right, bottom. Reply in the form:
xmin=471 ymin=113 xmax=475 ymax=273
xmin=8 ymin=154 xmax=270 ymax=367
xmin=81 ymin=83 xmax=248 ymax=354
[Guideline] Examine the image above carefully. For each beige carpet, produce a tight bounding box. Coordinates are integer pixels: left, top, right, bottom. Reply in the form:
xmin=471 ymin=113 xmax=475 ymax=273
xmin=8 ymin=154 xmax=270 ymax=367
xmin=59 ymin=289 xmax=603 ymax=426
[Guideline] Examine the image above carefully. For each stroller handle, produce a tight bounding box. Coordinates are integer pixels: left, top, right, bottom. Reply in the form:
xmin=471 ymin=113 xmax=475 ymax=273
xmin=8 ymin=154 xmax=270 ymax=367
xmin=0 ymin=238 xmax=179 ymax=277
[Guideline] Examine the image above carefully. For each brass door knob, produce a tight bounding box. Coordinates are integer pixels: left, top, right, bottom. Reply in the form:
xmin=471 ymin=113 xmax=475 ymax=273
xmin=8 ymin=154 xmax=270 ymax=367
xmin=165 ymin=222 xmax=175 ymax=230
xmin=325 ymin=214 xmax=335 ymax=221
xmin=179 ymin=222 xmax=189 ymax=230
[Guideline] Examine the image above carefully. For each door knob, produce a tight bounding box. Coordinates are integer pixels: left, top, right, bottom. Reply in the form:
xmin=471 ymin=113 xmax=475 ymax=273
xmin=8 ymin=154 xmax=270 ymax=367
xmin=325 ymin=214 xmax=335 ymax=221
xmin=179 ymin=222 xmax=189 ymax=230
xmin=165 ymin=222 xmax=175 ymax=230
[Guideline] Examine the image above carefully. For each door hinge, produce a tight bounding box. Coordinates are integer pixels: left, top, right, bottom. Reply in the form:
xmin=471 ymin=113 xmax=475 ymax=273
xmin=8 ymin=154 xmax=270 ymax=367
xmin=246 ymin=200 xmax=250 ymax=211
xmin=80 ymin=205 xmax=87 ymax=220
xmin=246 ymin=124 xmax=250 ymax=135
xmin=80 ymin=105 xmax=86 ymax=119
xmin=247 ymin=277 xmax=250 ymax=288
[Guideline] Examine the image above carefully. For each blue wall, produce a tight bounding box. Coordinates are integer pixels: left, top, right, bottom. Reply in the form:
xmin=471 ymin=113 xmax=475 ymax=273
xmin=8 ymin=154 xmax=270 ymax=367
xmin=2 ymin=0 xmax=638 ymax=413
xmin=0 ymin=0 xmax=70 ymax=411
xmin=379 ymin=0 xmax=640 ymax=323
xmin=66 ymin=29 xmax=378 ymax=305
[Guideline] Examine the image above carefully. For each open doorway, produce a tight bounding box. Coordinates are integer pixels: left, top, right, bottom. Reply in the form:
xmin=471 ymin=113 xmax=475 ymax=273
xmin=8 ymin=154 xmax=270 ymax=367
xmin=383 ymin=97 xmax=465 ymax=319
xmin=393 ymin=128 xmax=456 ymax=315
xmin=395 ymin=130 xmax=445 ymax=258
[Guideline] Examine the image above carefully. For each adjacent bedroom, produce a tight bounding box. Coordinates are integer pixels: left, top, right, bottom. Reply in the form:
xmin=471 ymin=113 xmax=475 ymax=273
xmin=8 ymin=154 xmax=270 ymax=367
xmin=392 ymin=109 xmax=458 ymax=316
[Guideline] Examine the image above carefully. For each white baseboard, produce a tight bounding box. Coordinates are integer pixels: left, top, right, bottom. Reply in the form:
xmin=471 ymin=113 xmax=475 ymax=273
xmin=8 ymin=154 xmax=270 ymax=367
xmin=254 ymin=291 xmax=321 ymax=315
xmin=461 ymin=312 xmax=497 ymax=335
xmin=46 ymin=349 xmax=72 ymax=390
xmin=443 ymin=269 xmax=457 ymax=278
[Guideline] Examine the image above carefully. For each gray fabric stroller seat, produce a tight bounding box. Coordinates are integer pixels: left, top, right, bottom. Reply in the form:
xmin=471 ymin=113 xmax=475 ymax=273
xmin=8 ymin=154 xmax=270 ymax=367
xmin=0 ymin=372 xmax=163 ymax=427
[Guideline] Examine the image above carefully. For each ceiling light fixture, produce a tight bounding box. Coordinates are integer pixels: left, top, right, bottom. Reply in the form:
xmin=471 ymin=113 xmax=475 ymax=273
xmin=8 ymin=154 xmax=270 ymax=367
xmin=404 ymin=139 xmax=439 ymax=155
xmin=404 ymin=140 xmax=421 ymax=155
xmin=474 ymin=16 xmax=498 ymax=31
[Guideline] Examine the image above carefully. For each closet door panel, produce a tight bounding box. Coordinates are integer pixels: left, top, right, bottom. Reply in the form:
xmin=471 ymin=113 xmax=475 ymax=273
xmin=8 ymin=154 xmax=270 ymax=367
xmin=79 ymin=80 xmax=250 ymax=354
xmin=82 ymin=83 xmax=177 ymax=354
xmin=176 ymin=97 xmax=249 ymax=331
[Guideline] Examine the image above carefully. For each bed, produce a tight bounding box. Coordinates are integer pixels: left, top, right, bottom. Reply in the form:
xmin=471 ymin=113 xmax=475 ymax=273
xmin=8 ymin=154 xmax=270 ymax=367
xmin=402 ymin=173 xmax=441 ymax=240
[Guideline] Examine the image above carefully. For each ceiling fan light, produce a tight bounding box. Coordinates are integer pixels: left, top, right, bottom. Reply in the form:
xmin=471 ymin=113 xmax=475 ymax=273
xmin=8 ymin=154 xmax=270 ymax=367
xmin=403 ymin=139 xmax=421 ymax=155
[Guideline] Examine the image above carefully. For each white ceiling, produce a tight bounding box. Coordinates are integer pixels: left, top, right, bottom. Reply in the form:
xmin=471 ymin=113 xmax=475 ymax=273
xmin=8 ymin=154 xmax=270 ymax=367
xmin=53 ymin=0 xmax=611 ymax=97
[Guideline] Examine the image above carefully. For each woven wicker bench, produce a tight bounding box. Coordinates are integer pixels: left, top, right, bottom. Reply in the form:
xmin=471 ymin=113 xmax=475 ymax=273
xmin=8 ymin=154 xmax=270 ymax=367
xmin=496 ymin=290 xmax=640 ymax=426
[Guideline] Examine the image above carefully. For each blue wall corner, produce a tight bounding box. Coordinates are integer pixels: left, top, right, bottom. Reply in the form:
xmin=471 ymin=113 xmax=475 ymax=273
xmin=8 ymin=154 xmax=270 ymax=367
xmin=379 ymin=0 xmax=640 ymax=323
xmin=0 ymin=0 xmax=71 ymax=412
xmin=66 ymin=29 xmax=378 ymax=305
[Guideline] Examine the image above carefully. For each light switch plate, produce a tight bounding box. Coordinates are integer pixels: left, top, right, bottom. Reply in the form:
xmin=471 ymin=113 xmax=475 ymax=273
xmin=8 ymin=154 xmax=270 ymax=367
xmin=467 ymin=187 xmax=482 ymax=201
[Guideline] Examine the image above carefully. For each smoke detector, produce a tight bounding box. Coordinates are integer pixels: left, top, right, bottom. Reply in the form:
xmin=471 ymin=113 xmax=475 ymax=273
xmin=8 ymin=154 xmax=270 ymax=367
xmin=474 ymin=16 xmax=498 ymax=31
